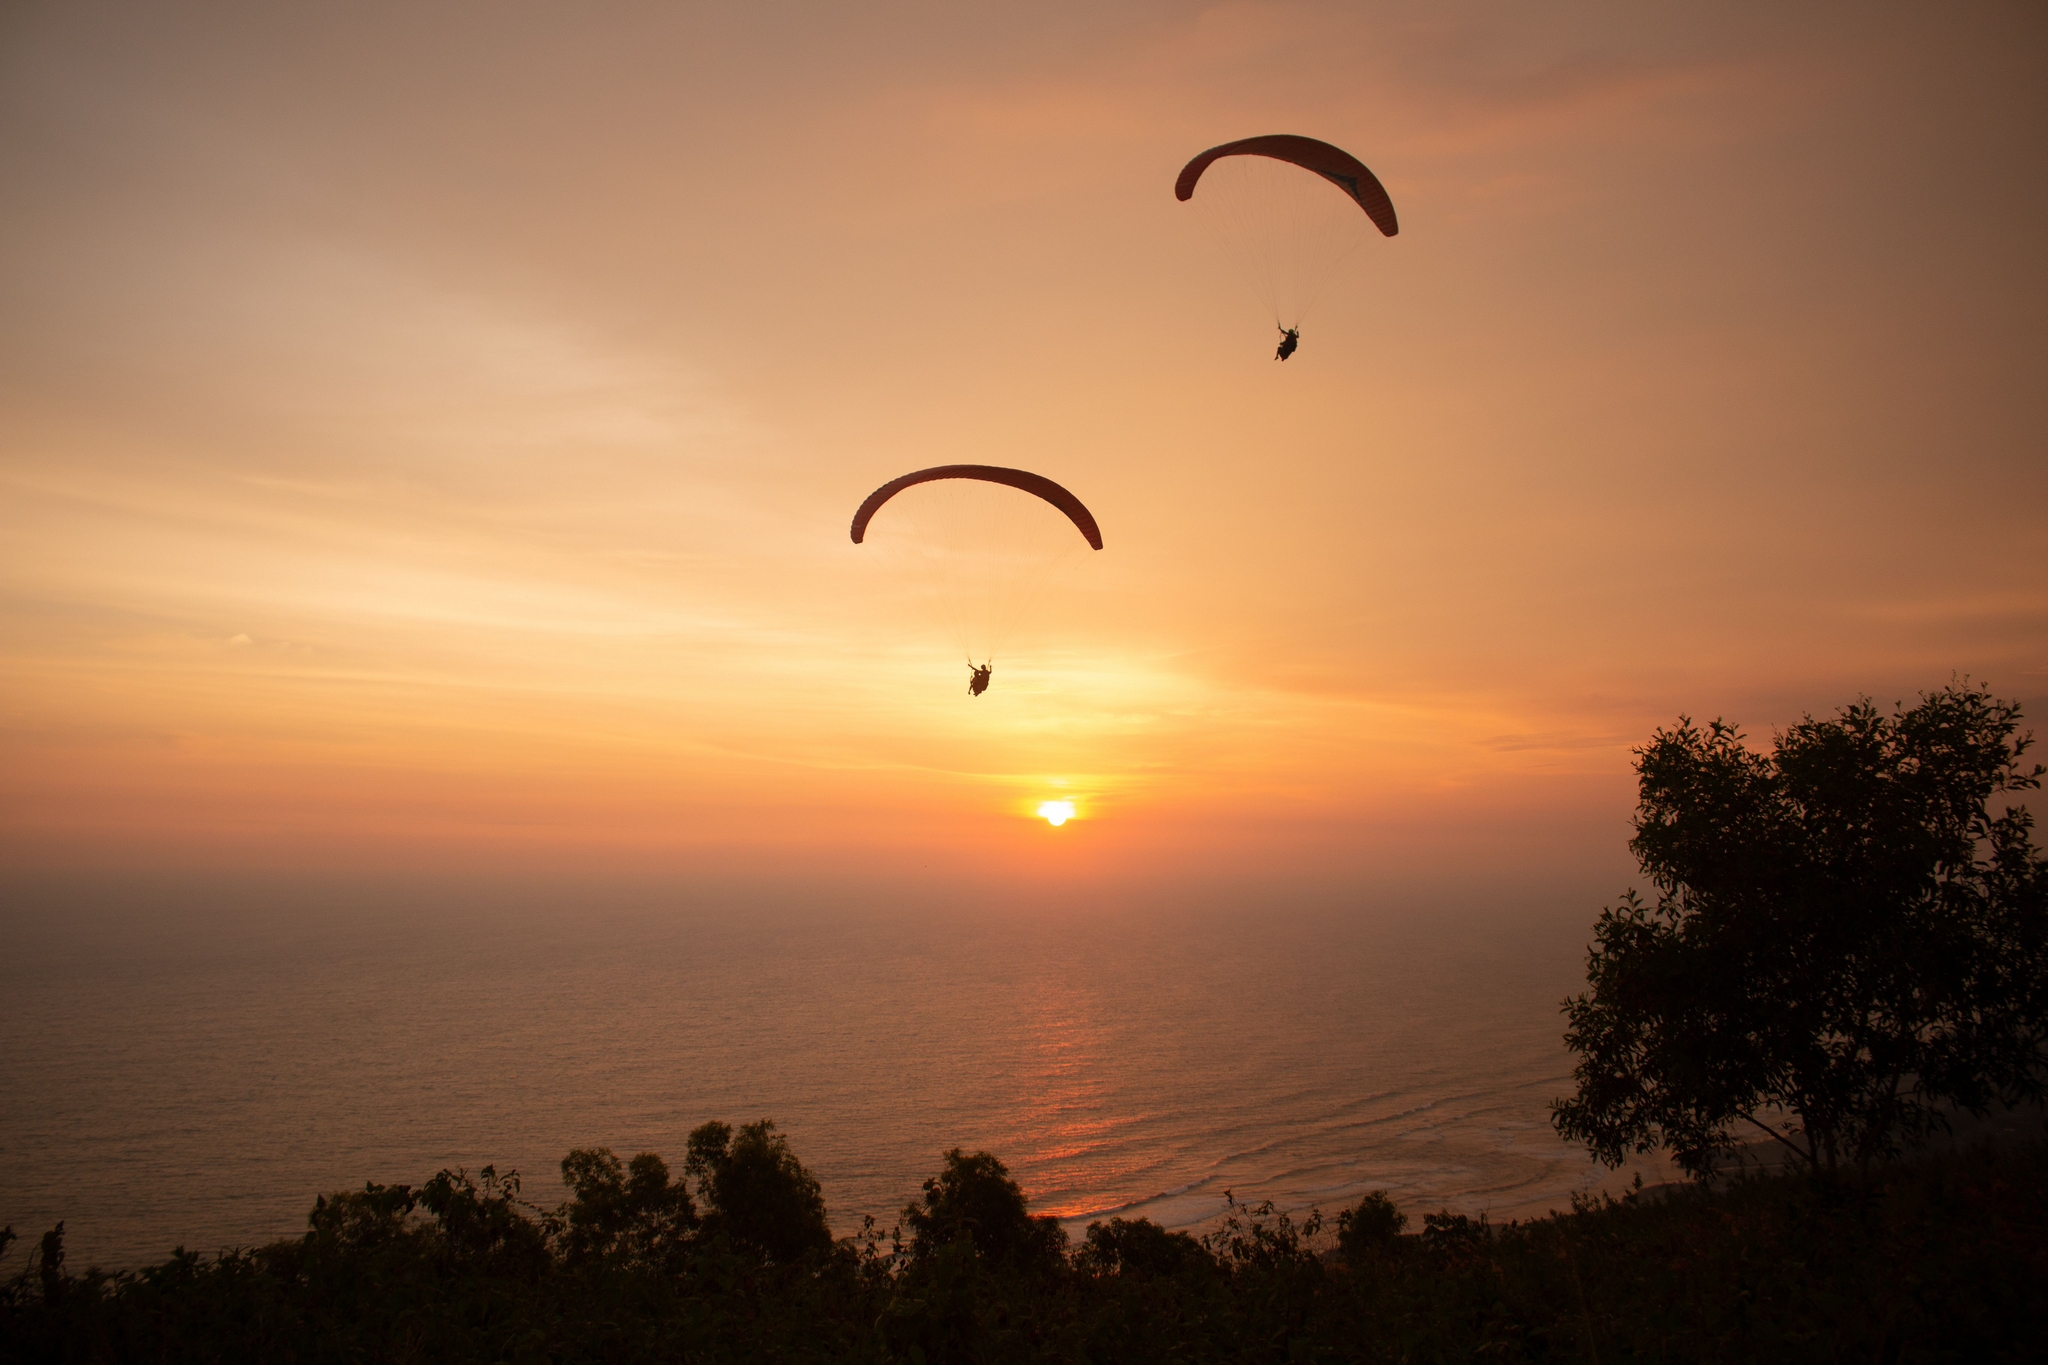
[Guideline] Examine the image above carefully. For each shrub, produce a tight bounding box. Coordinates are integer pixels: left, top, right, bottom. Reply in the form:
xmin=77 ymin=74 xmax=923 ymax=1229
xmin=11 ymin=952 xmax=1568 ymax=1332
xmin=1076 ymin=1217 xmax=1213 ymax=1278
xmin=1335 ymin=1189 xmax=1407 ymax=1263
xmin=684 ymin=1119 xmax=831 ymax=1264
xmin=555 ymin=1147 xmax=696 ymax=1271
xmin=902 ymin=1149 xmax=1067 ymax=1275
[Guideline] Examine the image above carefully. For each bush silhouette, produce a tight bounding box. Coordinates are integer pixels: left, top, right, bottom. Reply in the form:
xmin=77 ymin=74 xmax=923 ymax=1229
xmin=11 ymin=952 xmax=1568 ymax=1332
xmin=556 ymin=1148 xmax=696 ymax=1271
xmin=4 ymin=1127 xmax=2046 ymax=1360
xmin=1335 ymin=1190 xmax=1407 ymax=1263
xmin=419 ymin=1166 xmax=549 ymax=1279
xmin=684 ymin=1120 xmax=830 ymax=1264
xmin=902 ymin=1149 xmax=1067 ymax=1275
xmin=1076 ymin=1216 xmax=1212 ymax=1278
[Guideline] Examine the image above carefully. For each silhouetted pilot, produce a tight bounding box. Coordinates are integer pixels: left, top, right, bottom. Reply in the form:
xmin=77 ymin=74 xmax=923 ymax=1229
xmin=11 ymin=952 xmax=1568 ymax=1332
xmin=1275 ymin=327 xmax=1300 ymax=361
xmin=968 ymin=663 xmax=992 ymax=697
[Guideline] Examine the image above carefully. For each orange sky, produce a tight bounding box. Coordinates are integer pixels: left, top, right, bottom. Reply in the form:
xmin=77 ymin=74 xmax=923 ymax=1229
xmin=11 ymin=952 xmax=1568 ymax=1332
xmin=3 ymin=2 xmax=2043 ymax=896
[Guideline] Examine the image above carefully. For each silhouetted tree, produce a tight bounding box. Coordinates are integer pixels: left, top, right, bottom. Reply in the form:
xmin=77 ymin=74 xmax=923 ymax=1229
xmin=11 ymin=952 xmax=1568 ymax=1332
xmin=418 ymin=1166 xmax=550 ymax=1279
xmin=1555 ymin=681 xmax=2048 ymax=1177
xmin=902 ymin=1149 xmax=1067 ymax=1275
xmin=555 ymin=1148 xmax=696 ymax=1271
xmin=303 ymin=1181 xmax=422 ymax=1256
xmin=1200 ymin=1193 xmax=1322 ymax=1274
xmin=36 ymin=1225 xmax=63 ymax=1306
xmin=1334 ymin=1191 xmax=1407 ymax=1263
xmin=684 ymin=1120 xmax=831 ymax=1264
xmin=7 ymin=1132 xmax=2048 ymax=1360
xmin=1075 ymin=1217 xmax=1213 ymax=1278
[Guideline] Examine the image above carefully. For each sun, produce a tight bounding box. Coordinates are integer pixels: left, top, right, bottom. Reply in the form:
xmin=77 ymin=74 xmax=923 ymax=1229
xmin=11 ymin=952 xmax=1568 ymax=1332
xmin=1036 ymin=800 xmax=1075 ymax=827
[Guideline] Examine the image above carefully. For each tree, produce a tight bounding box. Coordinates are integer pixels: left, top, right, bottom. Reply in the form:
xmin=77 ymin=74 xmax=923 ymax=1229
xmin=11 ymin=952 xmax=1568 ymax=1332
xmin=902 ymin=1149 xmax=1067 ymax=1274
xmin=418 ymin=1166 xmax=550 ymax=1279
xmin=554 ymin=1148 xmax=696 ymax=1271
xmin=1075 ymin=1217 xmax=1212 ymax=1278
xmin=1554 ymin=681 xmax=2047 ymax=1178
xmin=1334 ymin=1191 xmax=1407 ymax=1263
xmin=683 ymin=1120 xmax=831 ymax=1264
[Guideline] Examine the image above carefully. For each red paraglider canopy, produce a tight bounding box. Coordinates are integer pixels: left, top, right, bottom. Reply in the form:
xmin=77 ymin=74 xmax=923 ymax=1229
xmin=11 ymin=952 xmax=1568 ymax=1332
xmin=851 ymin=465 xmax=1103 ymax=550
xmin=1175 ymin=135 xmax=1398 ymax=238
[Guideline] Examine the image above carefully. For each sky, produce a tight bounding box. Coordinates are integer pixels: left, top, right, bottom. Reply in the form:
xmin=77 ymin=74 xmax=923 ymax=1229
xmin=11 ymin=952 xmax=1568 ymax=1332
xmin=2 ymin=1 xmax=2044 ymax=902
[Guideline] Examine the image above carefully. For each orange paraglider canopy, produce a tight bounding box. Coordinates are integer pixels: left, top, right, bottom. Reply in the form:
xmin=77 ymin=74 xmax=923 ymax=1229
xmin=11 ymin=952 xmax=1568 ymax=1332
xmin=851 ymin=465 xmax=1103 ymax=550
xmin=1175 ymin=135 xmax=1398 ymax=238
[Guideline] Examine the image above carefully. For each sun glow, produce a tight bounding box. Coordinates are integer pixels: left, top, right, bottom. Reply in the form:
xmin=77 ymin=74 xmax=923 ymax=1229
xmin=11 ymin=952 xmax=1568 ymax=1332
xmin=1036 ymin=800 xmax=1075 ymax=827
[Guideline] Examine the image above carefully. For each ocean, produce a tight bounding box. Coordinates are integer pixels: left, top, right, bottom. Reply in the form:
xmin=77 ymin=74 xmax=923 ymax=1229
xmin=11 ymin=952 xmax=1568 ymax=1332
xmin=0 ymin=877 xmax=1636 ymax=1270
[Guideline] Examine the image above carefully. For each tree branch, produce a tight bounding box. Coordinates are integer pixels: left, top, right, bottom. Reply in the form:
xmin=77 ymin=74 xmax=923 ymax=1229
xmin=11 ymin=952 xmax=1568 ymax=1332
xmin=1736 ymin=1112 xmax=1813 ymax=1170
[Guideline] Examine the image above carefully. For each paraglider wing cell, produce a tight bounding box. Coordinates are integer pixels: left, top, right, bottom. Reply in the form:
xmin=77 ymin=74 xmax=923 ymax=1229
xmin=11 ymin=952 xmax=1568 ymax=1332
xmin=1175 ymin=134 xmax=1398 ymax=237
xmin=850 ymin=465 xmax=1103 ymax=550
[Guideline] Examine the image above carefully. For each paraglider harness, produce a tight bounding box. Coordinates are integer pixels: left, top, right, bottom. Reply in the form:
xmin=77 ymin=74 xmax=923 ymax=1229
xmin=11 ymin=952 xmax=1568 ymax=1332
xmin=1275 ymin=327 xmax=1300 ymax=361
xmin=968 ymin=662 xmax=992 ymax=697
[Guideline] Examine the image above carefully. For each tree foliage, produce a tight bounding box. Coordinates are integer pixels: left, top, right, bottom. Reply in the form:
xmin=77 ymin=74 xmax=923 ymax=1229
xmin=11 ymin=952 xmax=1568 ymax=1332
xmin=685 ymin=1120 xmax=832 ymax=1264
xmin=1335 ymin=1190 xmax=1408 ymax=1263
xmin=556 ymin=1148 xmax=696 ymax=1271
xmin=1073 ymin=1217 xmax=1210 ymax=1279
xmin=1555 ymin=681 xmax=2048 ymax=1177
xmin=901 ymin=1148 xmax=1068 ymax=1275
xmin=9 ymin=1136 xmax=2046 ymax=1362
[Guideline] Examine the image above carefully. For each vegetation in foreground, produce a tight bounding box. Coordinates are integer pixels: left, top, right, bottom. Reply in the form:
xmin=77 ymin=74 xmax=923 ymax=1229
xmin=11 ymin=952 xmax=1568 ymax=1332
xmin=4 ymin=1126 xmax=2044 ymax=1363
xmin=1557 ymin=682 xmax=2047 ymax=1180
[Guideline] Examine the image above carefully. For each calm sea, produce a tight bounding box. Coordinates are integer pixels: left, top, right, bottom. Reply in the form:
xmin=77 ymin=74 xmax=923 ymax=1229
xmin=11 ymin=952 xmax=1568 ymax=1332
xmin=0 ymin=877 xmax=1637 ymax=1270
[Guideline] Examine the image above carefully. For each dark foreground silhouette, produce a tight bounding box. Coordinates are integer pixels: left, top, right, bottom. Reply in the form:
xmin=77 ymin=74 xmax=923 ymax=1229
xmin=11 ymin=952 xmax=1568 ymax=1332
xmin=1556 ymin=682 xmax=2047 ymax=1181
xmin=5 ymin=1123 xmax=2043 ymax=1363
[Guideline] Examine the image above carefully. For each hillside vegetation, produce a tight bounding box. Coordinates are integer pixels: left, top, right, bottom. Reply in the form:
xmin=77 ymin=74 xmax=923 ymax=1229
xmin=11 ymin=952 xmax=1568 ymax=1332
xmin=5 ymin=1124 xmax=2042 ymax=1363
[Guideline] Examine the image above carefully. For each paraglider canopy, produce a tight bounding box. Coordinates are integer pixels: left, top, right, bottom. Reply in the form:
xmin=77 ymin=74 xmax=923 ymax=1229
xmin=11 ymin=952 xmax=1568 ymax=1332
xmin=1176 ymin=135 xmax=1398 ymax=237
xmin=1173 ymin=133 xmax=1398 ymax=339
xmin=850 ymin=465 xmax=1103 ymax=550
xmin=851 ymin=464 xmax=1102 ymax=682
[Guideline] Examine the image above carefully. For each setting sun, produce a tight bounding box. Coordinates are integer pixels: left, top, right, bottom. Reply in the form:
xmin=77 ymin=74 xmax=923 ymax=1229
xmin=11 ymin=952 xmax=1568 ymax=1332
xmin=1037 ymin=801 xmax=1076 ymax=827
